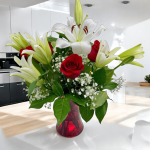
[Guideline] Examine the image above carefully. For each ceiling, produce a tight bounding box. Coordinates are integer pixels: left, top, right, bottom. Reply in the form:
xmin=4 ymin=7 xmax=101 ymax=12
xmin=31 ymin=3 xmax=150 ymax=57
xmin=0 ymin=0 xmax=48 ymax=7
xmin=70 ymin=0 xmax=150 ymax=29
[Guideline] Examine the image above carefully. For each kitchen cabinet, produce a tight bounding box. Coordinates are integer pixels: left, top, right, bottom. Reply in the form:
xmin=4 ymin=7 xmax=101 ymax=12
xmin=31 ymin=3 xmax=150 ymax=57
xmin=51 ymin=11 xmax=69 ymax=38
xmin=0 ymin=83 xmax=10 ymax=106
xmin=0 ymin=6 xmax=11 ymax=52
xmin=0 ymin=72 xmax=10 ymax=106
xmin=32 ymin=8 xmax=51 ymax=38
xmin=10 ymin=7 xmax=32 ymax=52
xmin=10 ymin=82 xmax=27 ymax=103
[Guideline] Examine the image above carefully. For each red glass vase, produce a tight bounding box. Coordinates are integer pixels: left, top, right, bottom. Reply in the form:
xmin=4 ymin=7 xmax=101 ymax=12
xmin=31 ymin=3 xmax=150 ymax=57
xmin=56 ymin=100 xmax=84 ymax=138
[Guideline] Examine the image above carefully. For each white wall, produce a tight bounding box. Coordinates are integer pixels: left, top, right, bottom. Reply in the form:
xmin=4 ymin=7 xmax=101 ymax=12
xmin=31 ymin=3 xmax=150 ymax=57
xmin=0 ymin=5 xmax=69 ymax=54
xmin=122 ymin=19 xmax=150 ymax=82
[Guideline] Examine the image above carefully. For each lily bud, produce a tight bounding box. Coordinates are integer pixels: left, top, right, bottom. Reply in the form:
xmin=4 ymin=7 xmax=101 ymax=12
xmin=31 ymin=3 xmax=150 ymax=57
xmin=74 ymin=0 xmax=83 ymax=25
xmin=119 ymin=44 xmax=144 ymax=59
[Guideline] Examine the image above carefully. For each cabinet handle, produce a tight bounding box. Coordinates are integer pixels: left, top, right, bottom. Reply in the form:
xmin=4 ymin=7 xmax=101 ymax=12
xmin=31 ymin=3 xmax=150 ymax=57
xmin=0 ymin=85 xmax=4 ymax=87
xmin=17 ymin=83 xmax=22 ymax=86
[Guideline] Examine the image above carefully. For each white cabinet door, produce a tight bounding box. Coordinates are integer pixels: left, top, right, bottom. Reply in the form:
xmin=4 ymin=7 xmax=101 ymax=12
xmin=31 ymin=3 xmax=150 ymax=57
xmin=0 ymin=6 xmax=11 ymax=52
xmin=51 ymin=11 xmax=69 ymax=38
xmin=32 ymin=8 xmax=51 ymax=38
xmin=11 ymin=7 xmax=32 ymax=52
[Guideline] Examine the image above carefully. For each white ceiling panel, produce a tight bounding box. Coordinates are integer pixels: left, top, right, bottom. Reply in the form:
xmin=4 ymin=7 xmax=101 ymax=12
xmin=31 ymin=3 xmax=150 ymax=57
xmin=0 ymin=0 xmax=48 ymax=7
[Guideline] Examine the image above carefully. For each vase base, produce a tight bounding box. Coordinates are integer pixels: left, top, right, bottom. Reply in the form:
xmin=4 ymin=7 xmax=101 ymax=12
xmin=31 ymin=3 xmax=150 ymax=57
xmin=56 ymin=124 xmax=84 ymax=138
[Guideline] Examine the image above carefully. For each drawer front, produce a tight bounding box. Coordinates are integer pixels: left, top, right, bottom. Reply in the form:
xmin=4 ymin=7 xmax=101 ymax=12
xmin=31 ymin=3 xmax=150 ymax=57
xmin=10 ymin=82 xmax=28 ymax=103
xmin=0 ymin=72 xmax=10 ymax=84
xmin=0 ymin=83 xmax=10 ymax=106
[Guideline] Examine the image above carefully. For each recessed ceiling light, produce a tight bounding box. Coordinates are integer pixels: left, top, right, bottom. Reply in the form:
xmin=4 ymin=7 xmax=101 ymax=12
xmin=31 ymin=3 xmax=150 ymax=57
xmin=84 ymin=4 xmax=93 ymax=7
xmin=111 ymin=23 xmax=115 ymax=27
xmin=122 ymin=1 xmax=130 ymax=4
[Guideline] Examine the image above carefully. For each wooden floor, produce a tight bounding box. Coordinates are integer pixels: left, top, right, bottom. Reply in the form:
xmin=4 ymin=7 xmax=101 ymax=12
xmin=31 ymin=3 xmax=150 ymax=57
xmin=0 ymin=95 xmax=150 ymax=137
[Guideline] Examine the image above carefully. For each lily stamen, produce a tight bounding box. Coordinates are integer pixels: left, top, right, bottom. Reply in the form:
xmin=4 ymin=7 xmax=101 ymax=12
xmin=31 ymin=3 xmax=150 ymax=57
xmin=83 ymin=26 xmax=88 ymax=34
xmin=71 ymin=25 xmax=76 ymax=33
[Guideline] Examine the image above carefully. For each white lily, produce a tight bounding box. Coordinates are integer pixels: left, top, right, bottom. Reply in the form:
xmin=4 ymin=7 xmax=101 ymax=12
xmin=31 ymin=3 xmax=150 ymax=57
xmin=96 ymin=41 xmax=120 ymax=68
xmin=52 ymin=16 xmax=106 ymax=55
xmin=6 ymin=33 xmax=29 ymax=51
xmin=10 ymin=55 xmax=43 ymax=86
xmin=22 ymin=32 xmax=52 ymax=65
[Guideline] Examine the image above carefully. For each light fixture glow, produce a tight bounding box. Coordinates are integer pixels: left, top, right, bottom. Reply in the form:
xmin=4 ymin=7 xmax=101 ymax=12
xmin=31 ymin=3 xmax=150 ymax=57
xmin=111 ymin=23 xmax=115 ymax=27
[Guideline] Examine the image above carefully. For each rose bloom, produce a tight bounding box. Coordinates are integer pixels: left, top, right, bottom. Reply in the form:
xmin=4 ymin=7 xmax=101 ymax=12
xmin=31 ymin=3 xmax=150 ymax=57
xmin=20 ymin=42 xmax=53 ymax=60
xmin=60 ymin=54 xmax=84 ymax=79
xmin=20 ymin=46 xmax=34 ymax=60
xmin=88 ymin=40 xmax=100 ymax=62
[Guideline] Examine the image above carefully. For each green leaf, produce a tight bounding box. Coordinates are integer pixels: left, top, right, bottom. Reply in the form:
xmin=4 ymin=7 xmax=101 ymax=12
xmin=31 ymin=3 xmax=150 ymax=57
xmin=79 ymin=105 xmax=94 ymax=122
xmin=65 ymin=94 xmax=85 ymax=106
xmin=47 ymin=36 xmax=57 ymax=42
xmin=105 ymin=68 xmax=114 ymax=85
xmin=103 ymin=82 xmax=118 ymax=90
xmin=56 ymin=32 xmax=69 ymax=41
xmin=95 ymin=101 xmax=108 ymax=123
xmin=91 ymin=91 xmax=109 ymax=109
xmin=32 ymin=59 xmax=44 ymax=74
xmin=29 ymin=93 xmax=57 ymax=109
xmin=93 ymin=68 xmax=106 ymax=85
xmin=53 ymin=97 xmax=71 ymax=125
xmin=28 ymin=80 xmax=38 ymax=98
xmin=82 ymin=64 xmax=92 ymax=74
xmin=53 ymin=71 xmax=61 ymax=81
xmin=90 ymin=42 xmax=94 ymax=46
xmin=52 ymin=80 xmax=63 ymax=96
xmin=120 ymin=56 xmax=135 ymax=66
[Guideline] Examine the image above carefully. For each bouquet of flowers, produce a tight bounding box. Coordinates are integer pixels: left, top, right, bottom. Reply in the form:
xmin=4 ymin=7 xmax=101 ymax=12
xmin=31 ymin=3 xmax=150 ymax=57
xmin=7 ymin=0 xmax=144 ymax=134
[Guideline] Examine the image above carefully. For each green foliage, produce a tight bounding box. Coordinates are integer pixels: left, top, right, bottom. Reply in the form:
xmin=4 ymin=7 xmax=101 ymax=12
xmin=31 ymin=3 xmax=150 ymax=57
xmin=29 ymin=93 xmax=57 ymax=109
xmin=120 ymin=56 xmax=135 ymax=66
xmin=28 ymin=80 xmax=38 ymax=98
xmin=114 ymin=56 xmax=135 ymax=70
xmin=53 ymin=71 xmax=61 ymax=82
xmin=56 ymin=32 xmax=69 ymax=41
xmin=28 ymin=70 xmax=51 ymax=98
xmin=79 ymin=105 xmax=94 ymax=122
xmin=103 ymin=82 xmax=118 ymax=90
xmin=47 ymin=36 xmax=57 ymax=42
xmin=145 ymin=74 xmax=150 ymax=83
xmin=51 ymin=80 xmax=64 ymax=96
xmin=82 ymin=64 xmax=92 ymax=74
xmin=32 ymin=59 xmax=44 ymax=74
xmin=95 ymin=101 xmax=108 ymax=123
xmin=65 ymin=94 xmax=85 ymax=106
xmin=93 ymin=68 xmax=106 ymax=86
xmin=90 ymin=91 xmax=109 ymax=109
xmin=53 ymin=97 xmax=71 ymax=125
xmin=104 ymin=68 xmax=114 ymax=85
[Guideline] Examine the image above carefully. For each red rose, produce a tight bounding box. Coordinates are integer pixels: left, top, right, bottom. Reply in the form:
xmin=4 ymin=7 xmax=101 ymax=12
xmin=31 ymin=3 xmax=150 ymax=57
xmin=48 ymin=42 xmax=53 ymax=54
xmin=88 ymin=40 xmax=100 ymax=62
xmin=20 ymin=46 xmax=34 ymax=60
xmin=60 ymin=54 xmax=84 ymax=79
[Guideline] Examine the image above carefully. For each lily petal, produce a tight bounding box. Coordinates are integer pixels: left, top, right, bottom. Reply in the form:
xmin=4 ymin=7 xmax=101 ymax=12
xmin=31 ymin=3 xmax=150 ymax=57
xmin=55 ymin=38 xmax=71 ymax=49
xmin=82 ymin=18 xmax=97 ymax=34
xmin=52 ymin=23 xmax=70 ymax=33
xmin=20 ymin=56 xmax=29 ymax=68
xmin=130 ymin=61 xmax=144 ymax=68
xmin=64 ymin=29 xmax=76 ymax=42
xmin=10 ymin=72 xmax=34 ymax=84
xmin=67 ymin=16 xmax=76 ymax=27
xmin=109 ymin=47 xmax=121 ymax=55
xmin=71 ymin=42 xmax=91 ymax=55
xmin=96 ymin=52 xmax=119 ymax=68
xmin=101 ymin=41 xmax=110 ymax=54
xmin=90 ymin=25 xmax=106 ymax=41
xmin=14 ymin=56 xmax=21 ymax=66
